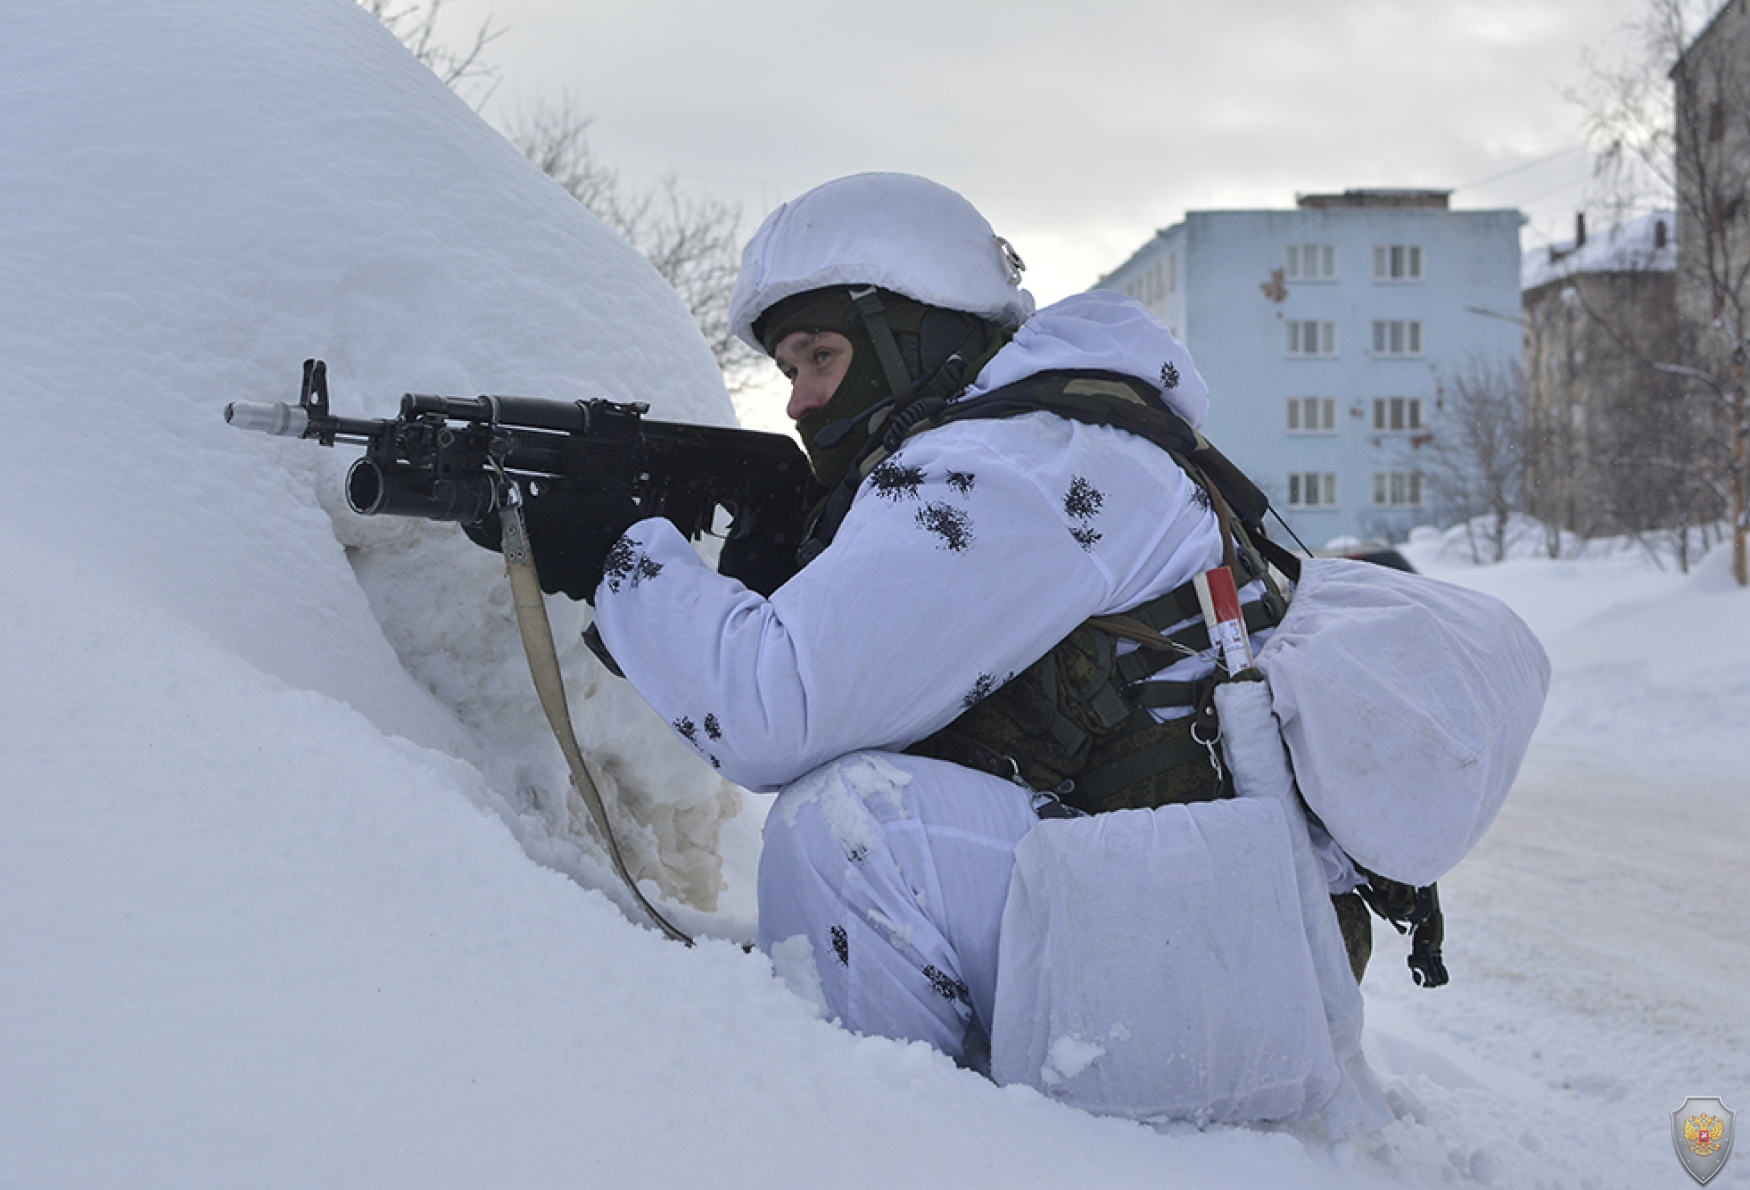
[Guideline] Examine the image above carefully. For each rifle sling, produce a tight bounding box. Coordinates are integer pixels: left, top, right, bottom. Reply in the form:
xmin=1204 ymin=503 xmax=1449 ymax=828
xmin=500 ymin=501 xmax=693 ymax=946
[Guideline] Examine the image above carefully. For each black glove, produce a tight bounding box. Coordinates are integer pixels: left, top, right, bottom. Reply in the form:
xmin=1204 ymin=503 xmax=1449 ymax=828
xmin=461 ymin=465 xmax=640 ymax=604
xmin=715 ymin=498 xmax=812 ymax=596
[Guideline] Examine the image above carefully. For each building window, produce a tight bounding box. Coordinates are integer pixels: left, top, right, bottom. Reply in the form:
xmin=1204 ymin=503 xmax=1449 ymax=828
xmin=1373 ymin=244 xmax=1423 ymax=281
xmin=1287 ymin=472 xmax=1340 ymax=508
xmin=1371 ymin=320 xmax=1423 ymax=357
xmin=1286 ymin=243 xmax=1337 ymax=281
xmin=1372 ymin=471 xmax=1424 ymax=507
xmin=1287 ymin=396 xmax=1337 ymax=433
xmin=1287 ymin=320 xmax=1338 ymax=356
xmin=1371 ymin=396 xmax=1424 ymax=431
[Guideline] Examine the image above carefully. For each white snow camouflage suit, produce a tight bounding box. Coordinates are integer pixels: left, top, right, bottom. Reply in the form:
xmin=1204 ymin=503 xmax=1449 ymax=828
xmin=594 ymin=289 xmax=1360 ymax=1120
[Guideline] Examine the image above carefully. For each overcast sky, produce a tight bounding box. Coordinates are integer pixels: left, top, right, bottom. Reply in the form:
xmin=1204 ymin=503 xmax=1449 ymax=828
xmin=432 ymin=0 xmax=1680 ymax=310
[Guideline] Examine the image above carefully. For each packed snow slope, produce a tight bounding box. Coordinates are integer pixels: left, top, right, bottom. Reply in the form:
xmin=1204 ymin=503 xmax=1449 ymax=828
xmin=2 ymin=4 xmax=1745 ymax=1188
xmin=0 ymin=0 xmax=750 ymax=917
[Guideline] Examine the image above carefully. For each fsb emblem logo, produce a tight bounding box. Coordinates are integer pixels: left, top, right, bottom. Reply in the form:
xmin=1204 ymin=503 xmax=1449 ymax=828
xmin=1672 ymin=1097 xmax=1736 ymax=1185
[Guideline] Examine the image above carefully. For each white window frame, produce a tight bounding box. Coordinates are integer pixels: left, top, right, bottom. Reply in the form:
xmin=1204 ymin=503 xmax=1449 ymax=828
xmin=1287 ymin=396 xmax=1337 ymax=434
xmin=1286 ymin=471 xmax=1340 ymax=508
xmin=1287 ymin=320 xmax=1338 ymax=357
xmin=1370 ymin=396 xmax=1424 ymax=432
xmin=1286 ymin=243 xmax=1338 ymax=282
xmin=1372 ymin=243 xmax=1424 ymax=282
xmin=1370 ymin=319 xmax=1423 ymax=357
xmin=1371 ymin=471 xmax=1425 ymax=507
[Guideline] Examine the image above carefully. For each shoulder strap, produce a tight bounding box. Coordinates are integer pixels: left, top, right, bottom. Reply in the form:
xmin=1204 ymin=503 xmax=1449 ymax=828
xmin=501 ymin=498 xmax=692 ymax=946
xmin=929 ymin=372 xmax=1300 ymax=584
xmin=925 ymin=371 xmax=1273 ymax=531
xmin=801 ymin=369 xmax=1304 ymax=586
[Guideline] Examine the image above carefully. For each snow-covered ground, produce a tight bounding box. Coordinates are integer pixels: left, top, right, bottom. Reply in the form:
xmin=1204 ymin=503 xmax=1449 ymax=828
xmin=2 ymin=4 xmax=1743 ymax=1188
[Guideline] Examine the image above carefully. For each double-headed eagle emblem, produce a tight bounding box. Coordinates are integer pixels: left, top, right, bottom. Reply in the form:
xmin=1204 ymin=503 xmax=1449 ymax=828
xmin=1685 ymin=1112 xmax=1726 ymax=1157
xmin=1673 ymin=1097 xmax=1736 ymax=1185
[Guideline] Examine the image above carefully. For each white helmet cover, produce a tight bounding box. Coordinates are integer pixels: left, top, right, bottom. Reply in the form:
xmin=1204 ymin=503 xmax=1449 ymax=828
xmin=729 ymin=172 xmax=1036 ymax=352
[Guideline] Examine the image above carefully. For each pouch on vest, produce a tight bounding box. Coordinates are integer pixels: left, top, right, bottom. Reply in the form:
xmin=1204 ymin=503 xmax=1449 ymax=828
xmin=1255 ymin=557 xmax=1550 ymax=886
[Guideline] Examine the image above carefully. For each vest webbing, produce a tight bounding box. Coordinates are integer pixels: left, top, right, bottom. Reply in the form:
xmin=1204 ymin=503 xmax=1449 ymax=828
xmin=794 ymin=369 xmax=1433 ymax=983
xmin=855 ymin=371 xmax=1295 ymax=815
xmin=882 ymin=374 xmax=1447 ymax=986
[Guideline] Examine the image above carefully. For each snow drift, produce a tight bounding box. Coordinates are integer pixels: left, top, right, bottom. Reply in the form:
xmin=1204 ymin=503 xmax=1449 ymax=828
xmin=0 ymin=0 xmax=745 ymax=912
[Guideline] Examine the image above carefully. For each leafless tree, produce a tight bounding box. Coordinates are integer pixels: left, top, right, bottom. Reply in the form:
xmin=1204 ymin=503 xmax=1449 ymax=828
xmin=1417 ymin=357 xmax=1526 ymax=564
xmin=359 ymin=0 xmax=504 ymax=107
xmin=1574 ymin=0 xmax=1750 ymax=584
xmin=507 ymin=100 xmax=760 ymax=389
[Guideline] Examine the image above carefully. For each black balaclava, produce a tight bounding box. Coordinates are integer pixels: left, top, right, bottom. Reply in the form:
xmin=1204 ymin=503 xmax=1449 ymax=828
xmin=756 ymin=287 xmax=1007 ymax=488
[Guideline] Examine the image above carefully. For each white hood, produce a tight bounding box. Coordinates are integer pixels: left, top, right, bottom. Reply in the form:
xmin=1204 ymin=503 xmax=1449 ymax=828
xmin=963 ymin=291 xmax=1210 ymax=430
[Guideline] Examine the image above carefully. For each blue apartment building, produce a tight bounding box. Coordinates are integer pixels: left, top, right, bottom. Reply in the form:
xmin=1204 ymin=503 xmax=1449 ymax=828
xmin=1094 ymin=189 xmax=1524 ymax=547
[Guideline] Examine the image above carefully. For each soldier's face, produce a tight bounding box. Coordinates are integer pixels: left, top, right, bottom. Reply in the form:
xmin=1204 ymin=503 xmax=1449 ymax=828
xmin=774 ymin=330 xmax=853 ymax=421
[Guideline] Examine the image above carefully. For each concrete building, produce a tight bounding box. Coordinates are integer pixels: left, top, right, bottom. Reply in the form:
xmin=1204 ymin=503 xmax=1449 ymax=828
xmin=1094 ymin=189 xmax=1523 ymax=547
xmin=1521 ymin=211 xmax=1681 ymax=537
xmin=1670 ymin=0 xmax=1750 ymax=582
xmin=1672 ymin=0 xmax=1750 ymax=334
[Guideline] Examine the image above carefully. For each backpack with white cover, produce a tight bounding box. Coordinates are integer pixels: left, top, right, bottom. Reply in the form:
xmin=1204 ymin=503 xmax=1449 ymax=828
xmin=988 ymin=558 xmax=1547 ymax=1127
xmin=1255 ymin=556 xmax=1550 ymax=887
xmin=885 ymin=375 xmax=1549 ymax=889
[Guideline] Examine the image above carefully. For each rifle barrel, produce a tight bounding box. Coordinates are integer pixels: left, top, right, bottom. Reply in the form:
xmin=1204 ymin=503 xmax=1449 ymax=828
xmin=225 ymin=401 xmax=308 ymax=437
xmin=225 ymin=401 xmax=382 ymax=443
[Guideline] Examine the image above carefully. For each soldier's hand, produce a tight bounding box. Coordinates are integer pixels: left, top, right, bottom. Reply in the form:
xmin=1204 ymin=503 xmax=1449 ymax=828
xmin=459 ymin=464 xmax=640 ymax=604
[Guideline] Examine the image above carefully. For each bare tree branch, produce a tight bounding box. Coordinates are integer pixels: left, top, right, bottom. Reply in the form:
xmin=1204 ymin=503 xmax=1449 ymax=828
xmin=353 ymin=8 xmax=754 ymax=393
xmin=359 ymin=0 xmax=505 ymax=109
xmin=505 ymin=98 xmax=761 ymax=390
xmin=1415 ymin=356 xmax=1526 ymax=564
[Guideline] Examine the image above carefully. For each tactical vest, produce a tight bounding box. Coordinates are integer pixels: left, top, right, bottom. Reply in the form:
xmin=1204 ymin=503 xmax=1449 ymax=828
xmin=803 ymin=369 xmax=1295 ymax=817
xmin=796 ymin=369 xmax=1448 ymax=988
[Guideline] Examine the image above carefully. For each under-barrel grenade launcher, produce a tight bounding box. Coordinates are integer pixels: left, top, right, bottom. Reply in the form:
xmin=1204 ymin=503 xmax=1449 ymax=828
xmin=225 ymin=359 xmax=820 ymax=594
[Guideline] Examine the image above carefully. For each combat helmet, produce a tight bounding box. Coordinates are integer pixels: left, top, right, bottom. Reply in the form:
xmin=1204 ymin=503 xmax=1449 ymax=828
xmin=730 ymin=173 xmax=1035 ymax=485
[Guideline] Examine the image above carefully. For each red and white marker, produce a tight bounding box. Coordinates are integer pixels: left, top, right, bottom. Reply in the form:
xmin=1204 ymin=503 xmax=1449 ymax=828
xmin=1192 ymin=565 xmax=1253 ymax=674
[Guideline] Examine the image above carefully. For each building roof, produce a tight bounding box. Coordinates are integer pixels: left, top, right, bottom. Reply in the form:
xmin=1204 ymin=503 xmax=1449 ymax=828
xmin=1091 ymin=229 xmax=1171 ymax=290
xmin=1295 ymin=188 xmax=1452 ymax=209
xmin=1521 ymin=210 xmax=1676 ymax=290
xmin=1672 ymin=0 xmax=1744 ymax=78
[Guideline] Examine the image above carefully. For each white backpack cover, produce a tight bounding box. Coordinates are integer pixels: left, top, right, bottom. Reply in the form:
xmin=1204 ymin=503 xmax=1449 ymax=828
xmin=1255 ymin=558 xmax=1550 ymax=886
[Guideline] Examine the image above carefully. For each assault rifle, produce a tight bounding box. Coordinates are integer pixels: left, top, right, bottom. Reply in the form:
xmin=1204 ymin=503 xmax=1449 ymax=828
xmin=226 ymin=359 xmax=820 ymax=594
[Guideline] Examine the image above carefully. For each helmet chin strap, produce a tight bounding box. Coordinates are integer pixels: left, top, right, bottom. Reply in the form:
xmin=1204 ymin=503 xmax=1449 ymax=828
xmin=811 ymin=295 xmax=1004 ymax=452
xmin=848 ymin=286 xmax=916 ymax=402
